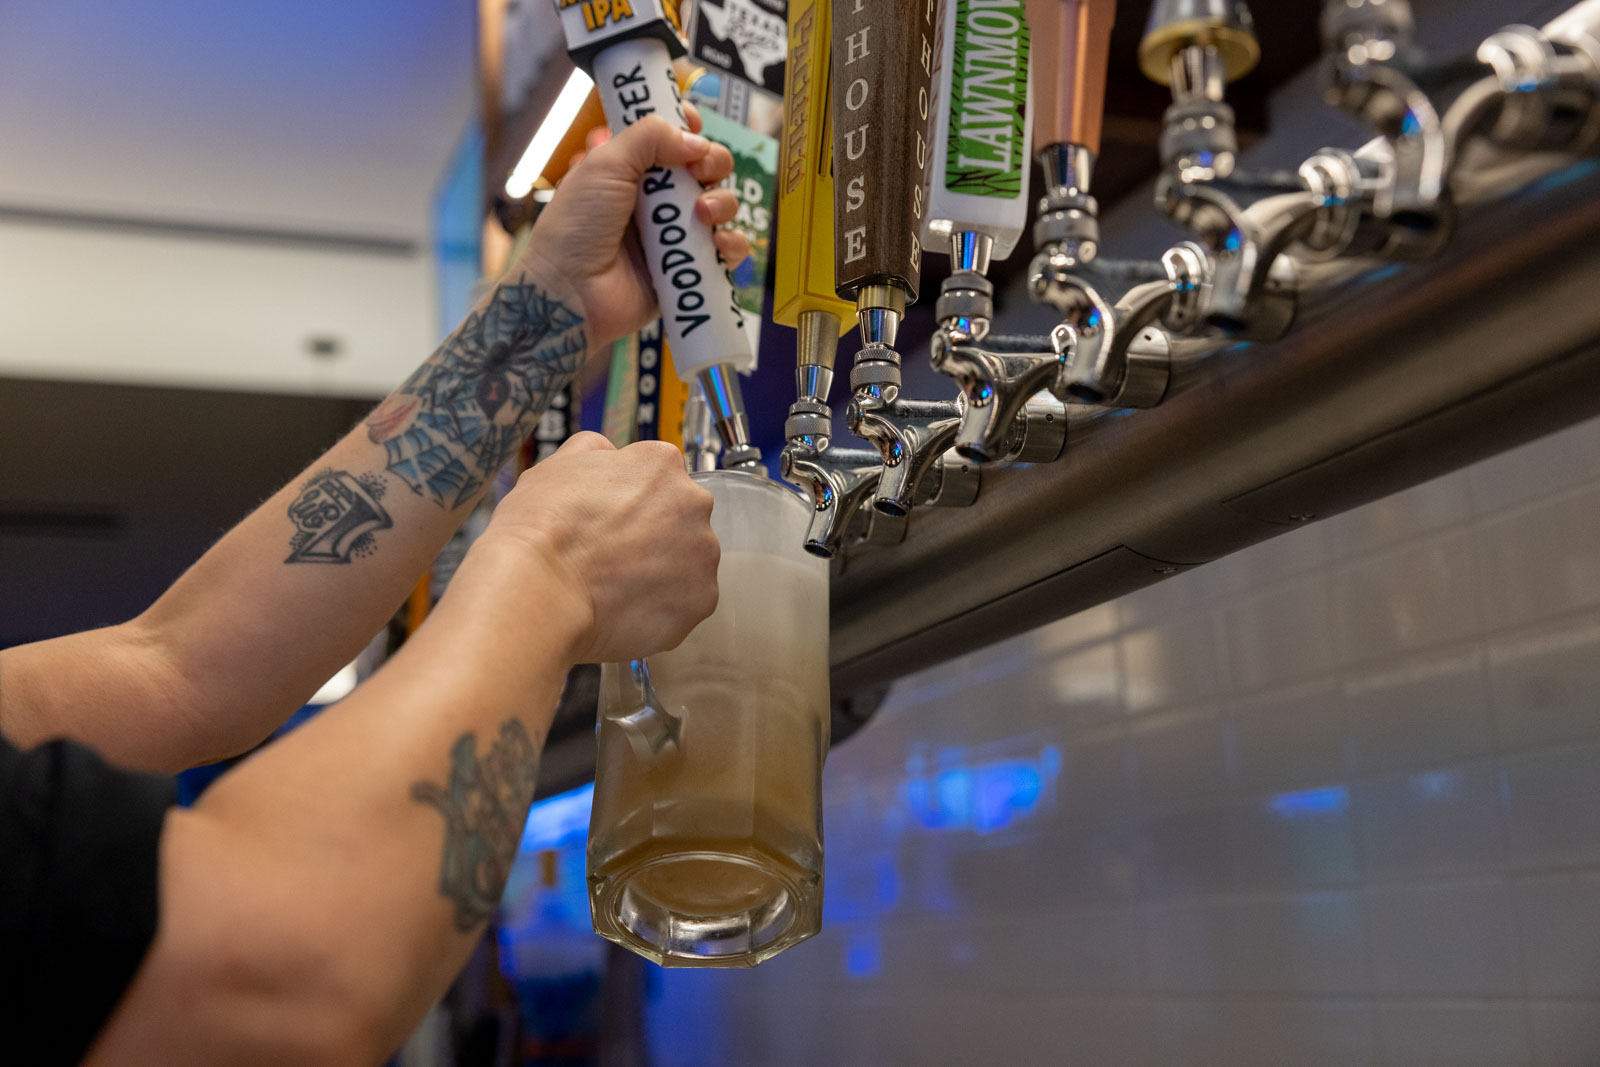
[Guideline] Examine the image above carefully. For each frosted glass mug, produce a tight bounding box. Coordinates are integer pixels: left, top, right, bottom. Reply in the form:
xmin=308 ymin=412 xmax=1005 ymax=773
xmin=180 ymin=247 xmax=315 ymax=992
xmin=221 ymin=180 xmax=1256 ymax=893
xmin=587 ymin=470 xmax=830 ymax=967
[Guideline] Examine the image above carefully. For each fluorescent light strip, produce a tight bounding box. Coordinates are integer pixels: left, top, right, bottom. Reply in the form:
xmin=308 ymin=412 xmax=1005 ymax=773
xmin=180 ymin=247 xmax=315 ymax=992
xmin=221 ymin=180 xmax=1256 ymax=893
xmin=505 ymin=68 xmax=595 ymax=199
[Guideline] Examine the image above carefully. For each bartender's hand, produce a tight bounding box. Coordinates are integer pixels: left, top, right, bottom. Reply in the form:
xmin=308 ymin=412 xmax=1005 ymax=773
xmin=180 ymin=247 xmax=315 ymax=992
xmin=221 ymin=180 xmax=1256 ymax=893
xmin=524 ymin=108 xmax=751 ymax=350
xmin=453 ymin=432 xmax=719 ymax=664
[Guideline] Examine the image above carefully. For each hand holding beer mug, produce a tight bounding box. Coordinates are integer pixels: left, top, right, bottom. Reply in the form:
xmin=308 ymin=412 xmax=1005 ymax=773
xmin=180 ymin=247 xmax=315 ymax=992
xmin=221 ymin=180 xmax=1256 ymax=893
xmin=587 ymin=470 xmax=830 ymax=966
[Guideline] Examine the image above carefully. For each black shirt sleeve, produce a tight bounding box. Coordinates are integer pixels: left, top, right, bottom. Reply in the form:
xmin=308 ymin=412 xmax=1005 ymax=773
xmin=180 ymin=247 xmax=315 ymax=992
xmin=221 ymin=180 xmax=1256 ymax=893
xmin=1 ymin=733 xmax=176 ymax=1066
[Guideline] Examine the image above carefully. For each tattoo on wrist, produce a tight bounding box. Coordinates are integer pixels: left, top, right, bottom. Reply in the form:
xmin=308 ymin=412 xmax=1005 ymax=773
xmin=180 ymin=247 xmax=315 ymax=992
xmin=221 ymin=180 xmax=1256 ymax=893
xmin=285 ymin=469 xmax=392 ymax=564
xmin=366 ymin=283 xmax=586 ymax=510
xmin=412 ymin=719 xmax=543 ymax=931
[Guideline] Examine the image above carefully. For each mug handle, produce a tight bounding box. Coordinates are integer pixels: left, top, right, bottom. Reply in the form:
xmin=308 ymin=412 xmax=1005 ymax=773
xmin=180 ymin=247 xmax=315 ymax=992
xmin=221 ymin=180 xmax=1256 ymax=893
xmin=611 ymin=658 xmax=684 ymax=762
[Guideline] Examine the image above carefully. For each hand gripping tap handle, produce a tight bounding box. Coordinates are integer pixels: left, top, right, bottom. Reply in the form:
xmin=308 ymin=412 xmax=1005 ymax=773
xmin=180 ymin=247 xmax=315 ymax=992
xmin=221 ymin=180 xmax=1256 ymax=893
xmin=556 ymin=0 xmax=757 ymax=457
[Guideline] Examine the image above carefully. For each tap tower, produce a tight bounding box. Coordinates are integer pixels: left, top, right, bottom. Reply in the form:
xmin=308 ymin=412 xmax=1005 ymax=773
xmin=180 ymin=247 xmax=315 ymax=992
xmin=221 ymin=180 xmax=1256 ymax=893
xmin=759 ymin=0 xmax=1600 ymax=621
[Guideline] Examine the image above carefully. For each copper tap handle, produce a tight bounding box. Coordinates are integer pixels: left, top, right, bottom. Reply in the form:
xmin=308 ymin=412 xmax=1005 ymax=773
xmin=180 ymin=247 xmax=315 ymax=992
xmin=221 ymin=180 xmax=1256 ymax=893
xmin=1027 ymin=0 xmax=1118 ymax=155
xmin=830 ymin=0 xmax=939 ymax=304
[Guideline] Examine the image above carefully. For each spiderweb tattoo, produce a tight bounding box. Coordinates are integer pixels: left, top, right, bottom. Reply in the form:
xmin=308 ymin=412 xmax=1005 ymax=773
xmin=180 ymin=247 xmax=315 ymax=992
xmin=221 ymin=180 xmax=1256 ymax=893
xmin=365 ymin=284 xmax=586 ymax=509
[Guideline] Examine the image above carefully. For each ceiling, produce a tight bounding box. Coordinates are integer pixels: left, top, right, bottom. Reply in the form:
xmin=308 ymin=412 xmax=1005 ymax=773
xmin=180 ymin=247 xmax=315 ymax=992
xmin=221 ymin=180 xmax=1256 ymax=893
xmin=0 ymin=0 xmax=477 ymax=237
xmin=0 ymin=1 xmax=479 ymax=397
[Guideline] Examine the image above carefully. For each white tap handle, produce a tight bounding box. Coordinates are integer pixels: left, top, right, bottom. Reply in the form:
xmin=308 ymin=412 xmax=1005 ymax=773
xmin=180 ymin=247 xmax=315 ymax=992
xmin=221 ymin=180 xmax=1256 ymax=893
xmin=580 ymin=35 xmax=753 ymax=379
xmin=922 ymin=0 xmax=1034 ymax=262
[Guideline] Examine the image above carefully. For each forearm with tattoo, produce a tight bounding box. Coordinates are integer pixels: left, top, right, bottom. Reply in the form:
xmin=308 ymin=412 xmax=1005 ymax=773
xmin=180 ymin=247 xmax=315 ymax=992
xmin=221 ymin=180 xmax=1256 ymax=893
xmin=284 ymin=281 xmax=586 ymax=564
xmin=1 ymin=277 xmax=589 ymax=774
xmin=365 ymin=283 xmax=586 ymax=510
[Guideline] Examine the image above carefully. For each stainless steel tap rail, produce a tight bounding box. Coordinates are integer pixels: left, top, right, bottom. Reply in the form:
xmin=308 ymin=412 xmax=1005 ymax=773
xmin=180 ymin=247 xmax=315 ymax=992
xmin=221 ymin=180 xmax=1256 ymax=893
xmin=828 ymin=0 xmax=1600 ymax=703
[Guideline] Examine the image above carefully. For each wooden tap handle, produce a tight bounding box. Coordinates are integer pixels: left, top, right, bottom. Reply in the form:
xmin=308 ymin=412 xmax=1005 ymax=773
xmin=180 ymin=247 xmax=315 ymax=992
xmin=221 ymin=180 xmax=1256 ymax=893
xmin=830 ymin=0 xmax=939 ymax=303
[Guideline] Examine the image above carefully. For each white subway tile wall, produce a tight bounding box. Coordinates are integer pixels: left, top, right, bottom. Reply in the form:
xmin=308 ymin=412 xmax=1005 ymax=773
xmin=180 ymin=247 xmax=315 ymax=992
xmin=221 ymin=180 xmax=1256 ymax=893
xmin=648 ymin=417 xmax=1600 ymax=1066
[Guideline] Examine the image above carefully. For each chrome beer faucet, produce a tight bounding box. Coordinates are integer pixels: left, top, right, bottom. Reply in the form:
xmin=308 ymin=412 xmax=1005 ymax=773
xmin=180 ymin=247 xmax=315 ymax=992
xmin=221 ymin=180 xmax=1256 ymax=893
xmin=780 ymin=443 xmax=977 ymax=558
xmin=779 ymin=445 xmax=886 ymax=559
xmin=1314 ymin=0 xmax=1600 ymax=261
xmin=1030 ymin=236 xmax=1192 ymax=408
xmin=847 ymin=343 xmax=972 ymax=519
xmin=931 ymin=235 xmax=1071 ymax=464
xmin=1138 ymin=0 xmax=1318 ymax=341
xmin=681 ymin=381 xmax=722 ymax=473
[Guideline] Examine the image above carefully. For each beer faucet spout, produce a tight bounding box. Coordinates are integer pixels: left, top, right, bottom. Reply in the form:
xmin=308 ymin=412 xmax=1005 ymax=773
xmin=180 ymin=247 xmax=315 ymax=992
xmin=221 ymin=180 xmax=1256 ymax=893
xmin=934 ymin=325 xmax=1070 ymax=464
xmin=1031 ymin=242 xmax=1190 ymax=408
xmin=847 ymin=347 xmax=970 ymax=517
xmin=779 ymin=445 xmax=886 ymax=559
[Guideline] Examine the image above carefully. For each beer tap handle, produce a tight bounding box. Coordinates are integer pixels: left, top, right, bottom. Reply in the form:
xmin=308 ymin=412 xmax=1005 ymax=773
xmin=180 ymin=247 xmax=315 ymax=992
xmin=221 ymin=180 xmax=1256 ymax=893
xmin=557 ymin=0 xmax=757 ymax=457
xmin=1138 ymin=0 xmax=1259 ymax=90
xmin=831 ymin=0 xmax=940 ymax=346
xmin=1026 ymin=0 xmax=1117 ymax=267
xmin=1139 ymin=0 xmax=1259 ymax=185
xmin=1028 ymin=0 xmax=1117 ymax=164
xmin=924 ymin=0 xmax=1034 ymax=264
xmin=777 ymin=0 xmax=855 ymax=409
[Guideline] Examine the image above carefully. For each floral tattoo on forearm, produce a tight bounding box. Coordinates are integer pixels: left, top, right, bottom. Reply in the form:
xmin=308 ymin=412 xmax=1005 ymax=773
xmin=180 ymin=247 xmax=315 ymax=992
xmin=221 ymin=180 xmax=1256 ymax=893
xmin=412 ymin=719 xmax=543 ymax=931
xmin=365 ymin=283 xmax=586 ymax=510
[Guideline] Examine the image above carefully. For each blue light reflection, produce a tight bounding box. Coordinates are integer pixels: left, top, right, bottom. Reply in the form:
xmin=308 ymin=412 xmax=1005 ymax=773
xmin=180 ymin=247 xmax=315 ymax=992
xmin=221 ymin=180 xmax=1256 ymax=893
xmin=846 ymin=933 xmax=882 ymax=979
xmin=900 ymin=744 xmax=1060 ymax=834
xmin=519 ymin=782 xmax=595 ymax=852
xmin=1266 ymin=785 xmax=1349 ymax=818
xmin=1415 ymin=770 xmax=1455 ymax=799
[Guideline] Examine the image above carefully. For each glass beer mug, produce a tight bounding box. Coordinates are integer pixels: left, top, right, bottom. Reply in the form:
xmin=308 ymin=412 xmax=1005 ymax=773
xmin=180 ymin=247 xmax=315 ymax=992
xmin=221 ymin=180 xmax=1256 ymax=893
xmin=587 ymin=469 xmax=830 ymax=967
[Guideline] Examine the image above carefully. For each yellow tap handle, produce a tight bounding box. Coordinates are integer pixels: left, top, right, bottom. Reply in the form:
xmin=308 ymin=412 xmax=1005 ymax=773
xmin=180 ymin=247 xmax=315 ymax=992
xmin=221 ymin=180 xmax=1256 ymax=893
xmin=775 ymin=0 xmax=854 ymax=335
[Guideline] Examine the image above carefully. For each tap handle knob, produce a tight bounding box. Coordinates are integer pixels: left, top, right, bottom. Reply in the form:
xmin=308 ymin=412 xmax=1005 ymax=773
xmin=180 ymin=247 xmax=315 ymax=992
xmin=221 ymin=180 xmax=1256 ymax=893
xmin=1139 ymin=0 xmax=1260 ymax=87
xmin=1027 ymin=0 xmax=1118 ymax=157
xmin=830 ymin=0 xmax=939 ymax=308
